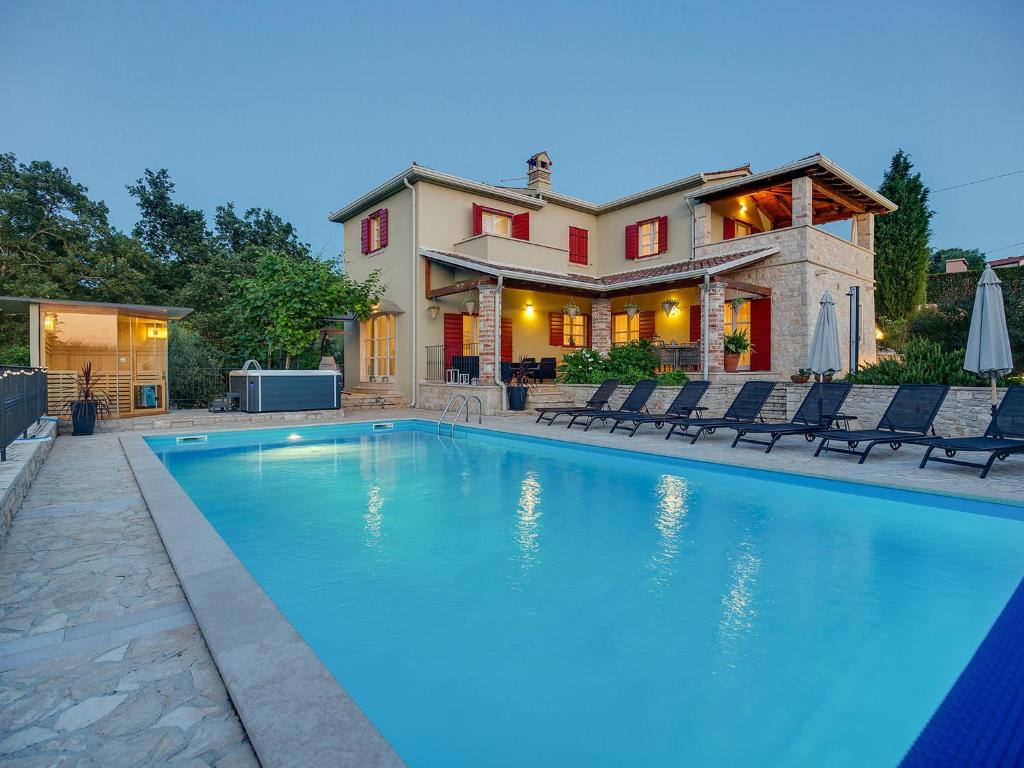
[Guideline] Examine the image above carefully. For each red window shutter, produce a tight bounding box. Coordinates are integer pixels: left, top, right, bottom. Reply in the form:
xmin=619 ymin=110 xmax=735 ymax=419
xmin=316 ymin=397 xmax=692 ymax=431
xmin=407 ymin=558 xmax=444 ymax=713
xmin=548 ymin=312 xmax=564 ymax=346
xmin=625 ymin=223 xmax=639 ymax=259
xmin=443 ymin=313 xmax=463 ymax=368
xmin=378 ymin=209 xmax=388 ymax=249
xmin=657 ymin=215 xmax=668 ymax=254
xmin=689 ymin=305 xmax=702 ymax=341
xmin=472 ymin=203 xmax=483 ymax=236
xmin=511 ymin=212 xmax=530 ymax=241
xmin=360 ymin=218 xmax=370 ymax=253
xmin=749 ymin=298 xmax=772 ymax=371
xmin=638 ymin=310 xmax=656 ymax=339
xmin=723 ymin=218 xmax=736 ymax=240
xmin=568 ymin=226 xmax=588 ymax=265
xmin=584 ymin=314 xmax=592 ymax=347
xmin=501 ymin=317 xmax=513 ymax=362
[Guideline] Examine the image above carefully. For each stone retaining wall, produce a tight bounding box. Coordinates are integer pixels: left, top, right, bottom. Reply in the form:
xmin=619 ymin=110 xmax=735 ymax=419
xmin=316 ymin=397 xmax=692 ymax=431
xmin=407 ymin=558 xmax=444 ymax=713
xmin=417 ymin=381 xmax=504 ymax=416
xmin=0 ymin=419 xmax=57 ymax=544
xmin=557 ymin=383 xmax=1008 ymax=437
xmin=85 ymin=408 xmax=346 ymax=433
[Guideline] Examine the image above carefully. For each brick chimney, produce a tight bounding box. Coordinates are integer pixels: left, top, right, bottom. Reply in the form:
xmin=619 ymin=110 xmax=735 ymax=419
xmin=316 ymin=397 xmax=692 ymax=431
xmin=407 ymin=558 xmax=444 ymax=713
xmin=527 ymin=151 xmax=552 ymax=191
xmin=945 ymin=258 xmax=969 ymax=273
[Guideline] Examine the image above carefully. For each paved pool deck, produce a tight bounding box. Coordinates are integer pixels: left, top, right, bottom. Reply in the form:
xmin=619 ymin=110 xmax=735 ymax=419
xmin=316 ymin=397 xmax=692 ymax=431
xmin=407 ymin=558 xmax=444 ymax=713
xmin=2 ymin=406 xmax=1021 ymax=767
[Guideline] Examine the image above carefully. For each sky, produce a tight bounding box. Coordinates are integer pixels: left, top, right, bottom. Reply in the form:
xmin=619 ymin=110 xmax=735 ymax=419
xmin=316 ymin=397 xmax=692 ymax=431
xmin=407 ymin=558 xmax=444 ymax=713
xmin=3 ymin=0 xmax=1023 ymax=261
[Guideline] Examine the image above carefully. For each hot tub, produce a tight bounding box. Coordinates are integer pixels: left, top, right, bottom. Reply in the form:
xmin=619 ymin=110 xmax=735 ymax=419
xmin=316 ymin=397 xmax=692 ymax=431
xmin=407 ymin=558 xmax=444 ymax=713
xmin=228 ymin=364 xmax=341 ymax=413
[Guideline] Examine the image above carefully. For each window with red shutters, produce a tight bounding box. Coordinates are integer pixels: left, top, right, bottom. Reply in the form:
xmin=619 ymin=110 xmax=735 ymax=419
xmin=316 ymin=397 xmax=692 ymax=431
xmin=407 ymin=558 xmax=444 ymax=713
xmin=501 ymin=318 xmax=513 ymax=362
xmin=657 ymin=215 xmax=668 ymax=254
xmin=443 ymin=313 xmax=463 ymax=368
xmin=723 ymin=218 xmax=736 ymax=240
xmin=689 ymin=305 xmax=702 ymax=341
xmin=625 ymin=224 xmax=639 ymax=259
xmin=360 ymin=217 xmax=370 ymax=254
xmin=569 ymin=226 xmax=589 ymax=265
xmin=361 ymin=209 xmax=388 ymax=254
xmin=378 ymin=208 xmax=388 ymax=249
xmin=548 ymin=312 xmax=563 ymax=346
xmin=472 ymin=203 xmax=484 ymax=236
xmin=748 ymin=298 xmax=772 ymax=371
xmin=638 ymin=311 xmax=656 ymax=339
xmin=511 ymin=212 xmax=530 ymax=241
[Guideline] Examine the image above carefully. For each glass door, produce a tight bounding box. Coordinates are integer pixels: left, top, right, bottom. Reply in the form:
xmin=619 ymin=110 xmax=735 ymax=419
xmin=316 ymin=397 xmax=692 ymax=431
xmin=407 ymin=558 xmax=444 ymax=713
xmin=361 ymin=314 xmax=397 ymax=383
xmin=724 ymin=300 xmax=752 ymax=370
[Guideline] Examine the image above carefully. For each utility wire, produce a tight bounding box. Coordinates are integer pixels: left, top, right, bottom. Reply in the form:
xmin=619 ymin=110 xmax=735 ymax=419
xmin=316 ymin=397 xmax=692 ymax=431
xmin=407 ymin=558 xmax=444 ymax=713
xmin=933 ymin=169 xmax=1024 ymax=193
xmin=985 ymin=241 xmax=1024 ymax=255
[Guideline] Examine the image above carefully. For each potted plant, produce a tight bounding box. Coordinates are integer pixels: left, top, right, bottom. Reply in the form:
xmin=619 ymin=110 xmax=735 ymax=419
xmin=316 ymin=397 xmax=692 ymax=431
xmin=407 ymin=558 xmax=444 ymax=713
xmin=661 ymin=297 xmax=680 ymax=317
xmin=723 ymin=329 xmax=752 ymax=372
xmin=563 ymin=298 xmax=581 ymax=319
xmin=463 ymin=295 xmax=477 ymax=315
xmin=624 ymin=299 xmax=641 ymax=319
xmin=507 ymin=356 xmax=533 ymax=411
xmin=428 ymin=303 xmax=441 ymax=320
xmin=791 ymin=368 xmax=812 ymax=383
xmin=60 ymin=362 xmax=113 ymax=435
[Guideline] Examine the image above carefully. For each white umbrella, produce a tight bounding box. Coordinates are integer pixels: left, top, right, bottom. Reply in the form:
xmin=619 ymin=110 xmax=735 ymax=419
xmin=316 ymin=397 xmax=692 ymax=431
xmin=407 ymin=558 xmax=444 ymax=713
xmin=807 ymin=291 xmax=843 ymax=424
xmin=964 ymin=265 xmax=1014 ymax=414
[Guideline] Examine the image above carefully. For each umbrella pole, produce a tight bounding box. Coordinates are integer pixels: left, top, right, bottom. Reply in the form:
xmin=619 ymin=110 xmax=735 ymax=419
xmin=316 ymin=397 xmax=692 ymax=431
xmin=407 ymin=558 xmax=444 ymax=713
xmin=991 ymin=375 xmax=998 ymax=418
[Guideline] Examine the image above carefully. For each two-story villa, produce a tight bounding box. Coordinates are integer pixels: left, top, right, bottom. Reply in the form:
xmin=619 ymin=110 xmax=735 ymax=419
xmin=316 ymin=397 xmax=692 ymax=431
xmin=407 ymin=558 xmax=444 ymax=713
xmin=328 ymin=152 xmax=896 ymax=408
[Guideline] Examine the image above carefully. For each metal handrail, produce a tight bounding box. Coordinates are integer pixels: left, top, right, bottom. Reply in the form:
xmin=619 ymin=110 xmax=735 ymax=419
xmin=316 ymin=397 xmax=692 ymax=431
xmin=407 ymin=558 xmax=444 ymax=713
xmin=437 ymin=393 xmax=482 ymax=437
xmin=437 ymin=394 xmax=466 ymax=434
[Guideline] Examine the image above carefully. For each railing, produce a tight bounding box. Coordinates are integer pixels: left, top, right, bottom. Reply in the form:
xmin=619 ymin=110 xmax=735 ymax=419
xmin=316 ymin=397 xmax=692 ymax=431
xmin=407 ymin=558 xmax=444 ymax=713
xmin=425 ymin=343 xmax=481 ymax=382
xmin=169 ymin=368 xmax=234 ymax=409
xmin=0 ymin=366 xmax=48 ymax=461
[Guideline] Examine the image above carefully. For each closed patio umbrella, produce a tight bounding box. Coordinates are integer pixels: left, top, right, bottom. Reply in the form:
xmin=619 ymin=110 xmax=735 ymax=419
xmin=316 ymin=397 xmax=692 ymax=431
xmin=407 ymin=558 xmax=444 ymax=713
xmin=964 ymin=265 xmax=1014 ymax=414
xmin=808 ymin=291 xmax=843 ymax=424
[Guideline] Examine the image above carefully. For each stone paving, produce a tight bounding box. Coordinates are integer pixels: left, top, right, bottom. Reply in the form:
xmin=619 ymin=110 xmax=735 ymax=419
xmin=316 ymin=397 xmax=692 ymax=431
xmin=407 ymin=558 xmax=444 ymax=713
xmin=0 ymin=434 xmax=256 ymax=768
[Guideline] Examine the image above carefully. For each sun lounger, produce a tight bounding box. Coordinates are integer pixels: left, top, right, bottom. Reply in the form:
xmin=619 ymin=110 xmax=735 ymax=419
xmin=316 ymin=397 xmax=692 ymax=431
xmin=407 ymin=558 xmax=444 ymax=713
xmin=728 ymin=382 xmax=852 ymax=453
xmin=608 ymin=380 xmax=710 ymax=436
xmin=535 ymin=379 xmax=618 ymax=425
xmin=664 ymin=381 xmax=776 ymax=444
xmin=566 ymin=380 xmax=658 ymax=431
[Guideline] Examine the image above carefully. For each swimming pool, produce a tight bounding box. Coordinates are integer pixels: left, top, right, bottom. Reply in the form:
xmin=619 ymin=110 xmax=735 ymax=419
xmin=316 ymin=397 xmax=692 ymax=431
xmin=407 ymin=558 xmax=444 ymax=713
xmin=147 ymin=420 xmax=1024 ymax=767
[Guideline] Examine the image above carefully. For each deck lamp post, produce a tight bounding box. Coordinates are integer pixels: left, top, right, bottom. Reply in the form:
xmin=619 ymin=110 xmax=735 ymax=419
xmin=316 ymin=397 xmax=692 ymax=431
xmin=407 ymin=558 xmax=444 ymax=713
xmin=846 ymin=286 xmax=860 ymax=373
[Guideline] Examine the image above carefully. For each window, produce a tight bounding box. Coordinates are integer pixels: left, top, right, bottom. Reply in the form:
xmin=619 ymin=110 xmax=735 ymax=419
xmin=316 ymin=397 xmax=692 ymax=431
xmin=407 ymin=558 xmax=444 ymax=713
xmin=360 ymin=209 xmax=388 ymax=254
xmin=482 ymin=210 xmax=511 ymax=236
xmin=724 ymin=300 xmax=751 ymax=370
xmin=612 ymin=313 xmax=639 ymax=345
xmin=638 ymin=220 xmax=659 ymax=257
xmin=723 ymin=217 xmax=759 ymax=241
xmin=462 ymin=314 xmax=479 ymax=348
xmin=569 ymin=226 xmax=589 ymax=265
xmin=563 ymin=313 xmax=587 ymax=348
xmin=361 ymin=314 xmax=396 ymax=381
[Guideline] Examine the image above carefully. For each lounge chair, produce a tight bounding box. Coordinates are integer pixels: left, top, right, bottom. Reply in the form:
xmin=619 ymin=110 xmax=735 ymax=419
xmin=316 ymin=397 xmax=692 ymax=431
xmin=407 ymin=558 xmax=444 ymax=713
xmin=813 ymin=384 xmax=949 ymax=464
xmin=664 ymin=381 xmax=776 ymax=443
xmin=566 ymin=380 xmax=658 ymax=431
xmin=914 ymin=387 xmax=1024 ymax=478
xmin=608 ymin=380 xmax=710 ymax=437
xmin=728 ymin=382 xmax=852 ymax=453
xmin=535 ymin=379 xmax=619 ymax=425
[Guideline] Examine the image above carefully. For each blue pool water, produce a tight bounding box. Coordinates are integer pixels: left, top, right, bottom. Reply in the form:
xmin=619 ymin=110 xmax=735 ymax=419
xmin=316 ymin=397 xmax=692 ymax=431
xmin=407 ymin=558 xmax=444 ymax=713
xmin=148 ymin=421 xmax=1024 ymax=767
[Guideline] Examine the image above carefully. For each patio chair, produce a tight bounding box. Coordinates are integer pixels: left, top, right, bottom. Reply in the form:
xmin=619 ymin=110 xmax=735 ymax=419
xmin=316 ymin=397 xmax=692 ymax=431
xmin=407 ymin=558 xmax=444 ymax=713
xmin=664 ymin=381 xmax=776 ymax=444
xmin=535 ymin=379 xmax=619 ymax=425
xmin=813 ymin=384 xmax=949 ymax=464
xmin=535 ymin=358 xmax=557 ymax=383
xmin=728 ymin=382 xmax=852 ymax=453
xmin=566 ymin=380 xmax=658 ymax=431
xmin=914 ymin=386 xmax=1024 ymax=478
xmin=608 ymin=380 xmax=710 ymax=437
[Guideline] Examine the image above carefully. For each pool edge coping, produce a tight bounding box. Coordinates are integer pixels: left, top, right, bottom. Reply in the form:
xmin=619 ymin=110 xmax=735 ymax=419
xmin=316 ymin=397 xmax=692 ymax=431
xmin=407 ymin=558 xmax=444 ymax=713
xmin=118 ymin=431 xmax=405 ymax=768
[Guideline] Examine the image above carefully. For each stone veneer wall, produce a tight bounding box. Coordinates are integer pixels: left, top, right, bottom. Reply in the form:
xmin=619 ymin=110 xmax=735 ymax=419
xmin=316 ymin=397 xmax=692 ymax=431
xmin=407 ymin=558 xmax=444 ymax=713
xmin=557 ymin=383 xmax=1008 ymax=438
xmin=0 ymin=420 xmax=56 ymax=544
xmin=417 ymin=382 xmax=504 ymax=416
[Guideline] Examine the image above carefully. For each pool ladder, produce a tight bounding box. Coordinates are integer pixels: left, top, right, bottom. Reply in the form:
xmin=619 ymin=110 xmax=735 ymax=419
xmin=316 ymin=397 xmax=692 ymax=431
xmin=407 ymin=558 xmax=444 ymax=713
xmin=437 ymin=394 xmax=482 ymax=437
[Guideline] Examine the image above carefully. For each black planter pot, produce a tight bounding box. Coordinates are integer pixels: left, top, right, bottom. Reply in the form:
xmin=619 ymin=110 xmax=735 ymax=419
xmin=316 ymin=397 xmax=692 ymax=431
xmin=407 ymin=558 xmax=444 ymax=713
xmin=71 ymin=401 xmax=98 ymax=436
xmin=507 ymin=386 xmax=528 ymax=411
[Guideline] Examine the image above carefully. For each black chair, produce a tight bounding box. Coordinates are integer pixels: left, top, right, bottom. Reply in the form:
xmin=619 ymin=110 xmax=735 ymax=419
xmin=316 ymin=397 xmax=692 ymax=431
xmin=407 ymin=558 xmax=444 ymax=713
xmin=452 ymin=356 xmax=480 ymax=381
xmin=813 ymin=384 xmax=949 ymax=464
xmin=915 ymin=387 xmax=1024 ymax=478
xmin=535 ymin=379 xmax=619 ymax=425
xmin=729 ymin=382 xmax=853 ymax=453
xmin=608 ymin=380 xmax=711 ymax=437
xmin=567 ymin=380 xmax=658 ymax=431
xmin=664 ymin=381 xmax=776 ymax=444
xmin=535 ymin=358 xmax=557 ymax=383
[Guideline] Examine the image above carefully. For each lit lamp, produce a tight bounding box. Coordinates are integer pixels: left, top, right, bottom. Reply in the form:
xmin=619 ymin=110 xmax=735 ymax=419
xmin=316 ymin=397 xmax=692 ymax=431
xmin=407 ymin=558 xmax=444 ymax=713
xmin=147 ymin=324 xmax=168 ymax=340
xmin=43 ymin=313 xmax=56 ymax=333
xmin=875 ymin=326 xmax=885 ymax=342
xmin=524 ymin=301 xmax=534 ymax=315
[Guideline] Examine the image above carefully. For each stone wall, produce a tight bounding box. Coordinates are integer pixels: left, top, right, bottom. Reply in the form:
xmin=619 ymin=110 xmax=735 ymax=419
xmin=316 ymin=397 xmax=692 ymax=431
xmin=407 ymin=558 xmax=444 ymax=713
xmin=554 ymin=382 xmax=1005 ymax=437
xmin=0 ymin=420 xmax=56 ymax=544
xmin=417 ymin=382 xmax=504 ymax=416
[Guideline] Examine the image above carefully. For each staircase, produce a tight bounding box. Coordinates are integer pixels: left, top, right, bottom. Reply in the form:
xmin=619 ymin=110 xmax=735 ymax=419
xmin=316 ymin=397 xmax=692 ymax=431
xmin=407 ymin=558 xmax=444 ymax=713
xmin=528 ymin=384 xmax=573 ymax=411
xmin=342 ymin=385 xmax=410 ymax=411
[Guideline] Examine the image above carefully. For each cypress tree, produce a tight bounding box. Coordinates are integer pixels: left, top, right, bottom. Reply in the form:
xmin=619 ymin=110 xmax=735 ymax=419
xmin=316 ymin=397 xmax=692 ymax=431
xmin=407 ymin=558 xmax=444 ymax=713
xmin=874 ymin=150 xmax=933 ymax=320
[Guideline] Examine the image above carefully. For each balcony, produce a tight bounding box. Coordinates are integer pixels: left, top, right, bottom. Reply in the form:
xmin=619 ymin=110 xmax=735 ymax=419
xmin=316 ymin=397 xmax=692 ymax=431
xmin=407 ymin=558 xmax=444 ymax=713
xmin=453 ymin=234 xmax=577 ymax=274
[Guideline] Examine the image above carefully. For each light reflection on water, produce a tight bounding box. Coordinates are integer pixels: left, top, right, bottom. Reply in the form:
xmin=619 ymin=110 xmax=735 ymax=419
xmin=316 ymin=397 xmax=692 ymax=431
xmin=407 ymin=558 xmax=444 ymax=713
xmin=716 ymin=538 xmax=763 ymax=667
xmin=363 ymin=484 xmax=385 ymax=551
xmin=649 ymin=474 xmax=690 ymax=597
xmin=515 ymin=470 xmax=543 ymax=569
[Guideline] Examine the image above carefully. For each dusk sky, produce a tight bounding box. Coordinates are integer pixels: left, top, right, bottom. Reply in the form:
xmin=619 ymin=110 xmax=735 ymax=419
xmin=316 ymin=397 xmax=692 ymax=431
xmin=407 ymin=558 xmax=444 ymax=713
xmin=4 ymin=1 xmax=1022 ymax=261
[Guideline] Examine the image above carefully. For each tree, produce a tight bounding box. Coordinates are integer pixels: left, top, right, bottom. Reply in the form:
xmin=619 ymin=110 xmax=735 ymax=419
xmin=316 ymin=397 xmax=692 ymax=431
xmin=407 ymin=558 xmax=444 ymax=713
xmin=232 ymin=249 xmax=383 ymax=368
xmin=214 ymin=203 xmax=310 ymax=260
xmin=874 ymin=150 xmax=933 ymax=320
xmin=929 ymin=247 xmax=985 ymax=274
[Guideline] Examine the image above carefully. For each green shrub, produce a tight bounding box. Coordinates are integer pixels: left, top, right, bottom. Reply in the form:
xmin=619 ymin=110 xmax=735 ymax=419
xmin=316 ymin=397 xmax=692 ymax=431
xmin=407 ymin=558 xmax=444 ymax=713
xmin=906 ymin=306 xmax=969 ymax=351
xmin=656 ymin=370 xmax=689 ymax=386
xmin=876 ymin=315 xmax=909 ymax=353
xmin=168 ymin=324 xmax=227 ymax=407
xmin=557 ymin=348 xmax=605 ymax=384
xmin=847 ymin=338 xmax=1009 ymax=386
xmin=0 ymin=344 xmax=30 ymax=366
xmin=557 ymin=340 xmax=667 ymax=386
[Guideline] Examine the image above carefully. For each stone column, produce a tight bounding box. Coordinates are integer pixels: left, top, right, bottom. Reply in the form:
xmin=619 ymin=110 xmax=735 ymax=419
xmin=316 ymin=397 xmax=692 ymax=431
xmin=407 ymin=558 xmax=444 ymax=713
xmin=591 ymin=297 xmax=612 ymax=354
xmin=706 ymin=280 xmax=726 ymax=372
xmin=477 ymin=284 xmax=498 ymax=383
xmin=852 ymin=212 xmax=874 ymax=251
xmin=693 ymin=203 xmax=712 ymax=247
xmin=792 ymin=176 xmax=813 ymax=228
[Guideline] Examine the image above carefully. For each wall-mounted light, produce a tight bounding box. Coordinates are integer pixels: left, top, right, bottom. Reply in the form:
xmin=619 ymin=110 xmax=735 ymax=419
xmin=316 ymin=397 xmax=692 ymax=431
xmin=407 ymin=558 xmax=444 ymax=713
xmin=739 ymin=201 xmax=747 ymax=213
xmin=524 ymin=301 xmax=534 ymax=315
xmin=147 ymin=324 xmax=168 ymax=339
xmin=875 ymin=326 xmax=885 ymax=341
xmin=43 ymin=313 xmax=56 ymax=333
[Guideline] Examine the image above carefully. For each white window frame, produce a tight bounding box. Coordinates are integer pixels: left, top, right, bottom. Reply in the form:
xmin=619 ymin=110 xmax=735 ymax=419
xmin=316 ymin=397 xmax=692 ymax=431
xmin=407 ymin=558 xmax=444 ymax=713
xmin=638 ymin=219 xmax=659 ymax=257
xmin=612 ymin=313 xmax=640 ymax=345
xmin=482 ymin=210 xmax=512 ymax=237
xmin=360 ymin=314 xmax=396 ymax=382
xmin=369 ymin=215 xmax=382 ymax=251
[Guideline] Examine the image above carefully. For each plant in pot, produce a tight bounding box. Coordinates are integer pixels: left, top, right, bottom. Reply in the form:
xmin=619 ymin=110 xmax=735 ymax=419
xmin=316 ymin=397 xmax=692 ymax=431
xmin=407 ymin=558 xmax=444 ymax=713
xmin=507 ymin=356 xmax=534 ymax=411
xmin=59 ymin=362 xmax=113 ymax=435
xmin=791 ymin=368 xmax=812 ymax=383
xmin=723 ymin=329 xmax=752 ymax=372
xmin=463 ymin=295 xmax=478 ymax=315
xmin=624 ymin=299 xmax=641 ymax=319
xmin=661 ymin=297 xmax=680 ymax=318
